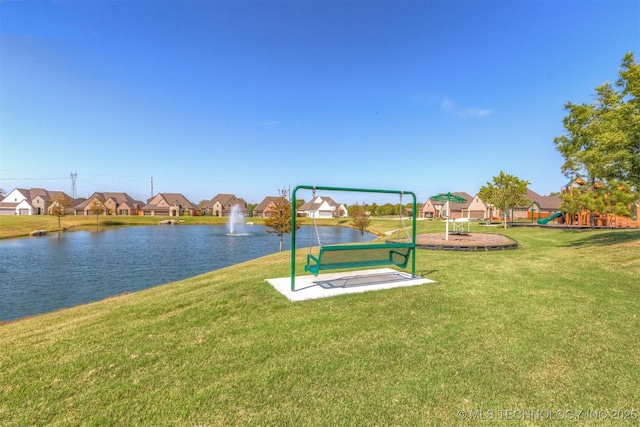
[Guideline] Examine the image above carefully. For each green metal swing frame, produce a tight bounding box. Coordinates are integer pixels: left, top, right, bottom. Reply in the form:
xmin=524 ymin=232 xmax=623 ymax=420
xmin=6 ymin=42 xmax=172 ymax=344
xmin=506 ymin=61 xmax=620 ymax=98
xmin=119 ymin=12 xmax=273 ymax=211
xmin=290 ymin=185 xmax=417 ymax=291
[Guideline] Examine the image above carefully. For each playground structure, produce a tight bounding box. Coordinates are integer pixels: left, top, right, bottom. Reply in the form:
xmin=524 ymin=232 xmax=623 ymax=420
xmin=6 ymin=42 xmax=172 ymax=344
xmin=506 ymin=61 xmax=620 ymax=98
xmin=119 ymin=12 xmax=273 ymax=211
xmin=290 ymin=185 xmax=417 ymax=292
xmin=536 ymin=178 xmax=639 ymax=227
xmin=536 ymin=211 xmax=563 ymax=225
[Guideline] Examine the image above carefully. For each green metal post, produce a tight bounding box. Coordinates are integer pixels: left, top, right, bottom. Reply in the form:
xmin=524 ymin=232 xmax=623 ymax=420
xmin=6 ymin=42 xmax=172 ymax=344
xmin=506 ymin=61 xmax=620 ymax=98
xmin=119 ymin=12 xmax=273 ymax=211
xmin=290 ymin=187 xmax=299 ymax=292
xmin=411 ymin=192 xmax=416 ymax=278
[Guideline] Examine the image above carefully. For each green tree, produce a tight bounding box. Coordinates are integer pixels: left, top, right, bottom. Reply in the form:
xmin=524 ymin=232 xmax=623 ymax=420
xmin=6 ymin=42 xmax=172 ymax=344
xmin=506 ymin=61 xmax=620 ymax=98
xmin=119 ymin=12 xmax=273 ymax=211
xmin=246 ymin=203 xmax=257 ymax=217
xmin=554 ymin=52 xmax=640 ymax=191
xmin=264 ymin=188 xmax=299 ymax=252
xmin=50 ymin=193 xmax=71 ymax=227
xmin=369 ymin=202 xmax=379 ymax=216
xmin=89 ymin=197 xmax=105 ymax=226
xmin=350 ymin=203 xmax=371 ymax=242
xmin=478 ymin=171 xmax=530 ymax=229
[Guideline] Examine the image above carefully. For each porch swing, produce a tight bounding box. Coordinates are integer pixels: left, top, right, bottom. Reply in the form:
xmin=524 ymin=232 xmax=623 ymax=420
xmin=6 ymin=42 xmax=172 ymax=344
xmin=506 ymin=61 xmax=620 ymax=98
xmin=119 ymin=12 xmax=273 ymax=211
xmin=294 ymin=186 xmax=416 ymax=277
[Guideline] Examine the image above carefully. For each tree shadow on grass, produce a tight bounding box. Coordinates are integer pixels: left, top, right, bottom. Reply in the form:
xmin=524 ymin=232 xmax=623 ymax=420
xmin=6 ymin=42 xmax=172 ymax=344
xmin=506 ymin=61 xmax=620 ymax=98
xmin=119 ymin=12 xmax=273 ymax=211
xmin=564 ymin=229 xmax=640 ymax=247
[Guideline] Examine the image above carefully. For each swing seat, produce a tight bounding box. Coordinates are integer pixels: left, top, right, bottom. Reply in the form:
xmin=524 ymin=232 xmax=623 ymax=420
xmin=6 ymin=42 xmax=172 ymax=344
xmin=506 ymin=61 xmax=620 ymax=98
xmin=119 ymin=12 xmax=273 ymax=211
xmin=304 ymin=242 xmax=414 ymax=276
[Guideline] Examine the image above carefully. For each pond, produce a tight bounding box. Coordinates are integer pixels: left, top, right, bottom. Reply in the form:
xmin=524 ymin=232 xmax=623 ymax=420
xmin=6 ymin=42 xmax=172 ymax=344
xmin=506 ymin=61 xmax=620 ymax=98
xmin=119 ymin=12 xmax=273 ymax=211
xmin=0 ymin=225 xmax=375 ymax=322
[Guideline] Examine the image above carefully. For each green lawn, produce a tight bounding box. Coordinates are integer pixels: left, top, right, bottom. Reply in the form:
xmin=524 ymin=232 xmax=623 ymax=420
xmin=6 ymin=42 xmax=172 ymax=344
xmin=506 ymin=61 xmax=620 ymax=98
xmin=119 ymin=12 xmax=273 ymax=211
xmin=1 ymin=222 xmax=639 ymax=425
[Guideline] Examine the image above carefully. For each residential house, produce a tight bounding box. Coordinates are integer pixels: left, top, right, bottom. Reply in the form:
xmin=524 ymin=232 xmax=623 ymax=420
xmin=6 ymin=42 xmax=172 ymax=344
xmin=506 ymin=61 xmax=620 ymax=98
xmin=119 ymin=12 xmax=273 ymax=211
xmin=297 ymin=196 xmax=347 ymax=218
xmin=0 ymin=188 xmax=33 ymax=215
xmin=421 ymin=192 xmax=485 ymax=219
xmin=253 ymin=196 xmax=282 ymax=218
xmin=142 ymin=193 xmax=199 ymax=216
xmin=0 ymin=188 xmax=75 ymax=215
xmin=74 ymin=194 xmax=106 ymax=216
xmin=511 ymin=189 xmax=561 ymax=221
xmin=74 ymin=192 xmax=144 ymax=216
xmin=103 ymin=193 xmax=145 ymax=216
xmin=202 ymin=194 xmax=247 ymax=217
xmin=42 ymin=191 xmax=76 ymax=215
xmin=465 ymin=193 xmax=494 ymax=219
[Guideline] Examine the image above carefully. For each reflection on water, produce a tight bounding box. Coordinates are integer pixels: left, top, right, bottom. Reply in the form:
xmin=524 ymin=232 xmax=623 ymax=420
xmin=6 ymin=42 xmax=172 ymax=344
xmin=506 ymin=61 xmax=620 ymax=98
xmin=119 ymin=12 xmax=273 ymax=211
xmin=0 ymin=225 xmax=374 ymax=321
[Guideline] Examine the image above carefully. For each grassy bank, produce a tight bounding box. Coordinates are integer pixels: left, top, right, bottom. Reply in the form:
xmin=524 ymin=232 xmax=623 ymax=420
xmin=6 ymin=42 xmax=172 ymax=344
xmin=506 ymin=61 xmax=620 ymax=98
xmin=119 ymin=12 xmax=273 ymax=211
xmin=1 ymin=225 xmax=639 ymax=425
xmin=0 ymin=215 xmax=243 ymax=239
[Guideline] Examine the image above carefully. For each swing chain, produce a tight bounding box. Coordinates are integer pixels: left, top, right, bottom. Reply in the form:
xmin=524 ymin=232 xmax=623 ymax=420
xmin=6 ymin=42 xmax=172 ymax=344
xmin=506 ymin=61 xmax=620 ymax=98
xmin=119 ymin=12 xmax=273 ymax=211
xmin=397 ymin=191 xmax=410 ymax=240
xmin=311 ymin=187 xmax=322 ymax=249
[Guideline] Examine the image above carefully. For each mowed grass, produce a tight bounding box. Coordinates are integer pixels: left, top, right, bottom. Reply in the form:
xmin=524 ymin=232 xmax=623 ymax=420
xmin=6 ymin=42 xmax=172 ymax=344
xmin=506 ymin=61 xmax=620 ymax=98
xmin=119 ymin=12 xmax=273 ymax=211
xmin=0 ymin=221 xmax=639 ymax=425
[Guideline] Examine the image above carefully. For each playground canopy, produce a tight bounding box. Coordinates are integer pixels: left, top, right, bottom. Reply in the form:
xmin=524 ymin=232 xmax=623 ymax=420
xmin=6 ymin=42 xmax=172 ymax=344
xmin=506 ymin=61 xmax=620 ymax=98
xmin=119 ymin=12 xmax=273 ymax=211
xmin=431 ymin=192 xmax=467 ymax=240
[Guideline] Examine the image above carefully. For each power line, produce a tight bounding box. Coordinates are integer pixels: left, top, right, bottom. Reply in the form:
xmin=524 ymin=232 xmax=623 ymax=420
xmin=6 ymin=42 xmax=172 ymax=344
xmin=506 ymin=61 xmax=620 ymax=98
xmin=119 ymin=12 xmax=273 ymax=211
xmin=0 ymin=177 xmax=69 ymax=180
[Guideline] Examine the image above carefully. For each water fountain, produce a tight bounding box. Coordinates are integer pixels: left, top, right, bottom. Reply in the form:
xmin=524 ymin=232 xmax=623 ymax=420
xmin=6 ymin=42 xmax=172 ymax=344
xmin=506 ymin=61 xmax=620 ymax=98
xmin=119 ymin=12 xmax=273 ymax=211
xmin=227 ymin=204 xmax=246 ymax=235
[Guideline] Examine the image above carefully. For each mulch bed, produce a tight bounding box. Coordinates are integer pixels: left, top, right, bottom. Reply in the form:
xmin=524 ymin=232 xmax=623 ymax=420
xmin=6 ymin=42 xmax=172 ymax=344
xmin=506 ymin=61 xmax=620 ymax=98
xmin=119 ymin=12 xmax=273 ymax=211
xmin=406 ymin=233 xmax=518 ymax=251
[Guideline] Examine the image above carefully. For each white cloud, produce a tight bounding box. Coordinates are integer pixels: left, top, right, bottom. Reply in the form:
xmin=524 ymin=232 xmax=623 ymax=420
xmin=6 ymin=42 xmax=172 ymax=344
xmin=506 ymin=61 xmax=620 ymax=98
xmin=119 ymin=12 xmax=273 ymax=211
xmin=441 ymin=97 xmax=491 ymax=119
xmin=258 ymin=120 xmax=280 ymax=126
xmin=457 ymin=108 xmax=492 ymax=118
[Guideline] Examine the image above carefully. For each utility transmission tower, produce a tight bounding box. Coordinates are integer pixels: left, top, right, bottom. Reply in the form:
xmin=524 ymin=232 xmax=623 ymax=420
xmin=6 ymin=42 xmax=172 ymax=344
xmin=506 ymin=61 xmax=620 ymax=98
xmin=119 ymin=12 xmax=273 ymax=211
xmin=70 ymin=172 xmax=77 ymax=198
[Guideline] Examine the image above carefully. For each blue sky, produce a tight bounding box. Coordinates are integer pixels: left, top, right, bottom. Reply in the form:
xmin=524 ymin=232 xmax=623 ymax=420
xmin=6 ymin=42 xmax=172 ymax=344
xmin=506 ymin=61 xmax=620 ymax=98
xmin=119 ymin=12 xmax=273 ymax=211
xmin=1 ymin=1 xmax=639 ymax=205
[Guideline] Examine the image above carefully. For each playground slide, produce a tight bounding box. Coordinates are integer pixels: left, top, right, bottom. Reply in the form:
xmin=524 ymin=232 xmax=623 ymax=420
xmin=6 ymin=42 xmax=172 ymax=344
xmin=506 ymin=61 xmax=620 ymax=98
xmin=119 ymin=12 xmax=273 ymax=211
xmin=537 ymin=211 xmax=563 ymax=225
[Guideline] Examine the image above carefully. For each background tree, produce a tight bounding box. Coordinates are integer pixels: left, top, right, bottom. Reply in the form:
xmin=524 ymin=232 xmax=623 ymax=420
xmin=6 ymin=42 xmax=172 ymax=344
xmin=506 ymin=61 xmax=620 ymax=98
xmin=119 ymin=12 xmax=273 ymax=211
xmin=247 ymin=203 xmax=257 ymax=217
xmin=478 ymin=171 xmax=530 ymax=229
xmin=264 ymin=188 xmax=299 ymax=252
xmin=350 ymin=203 xmax=371 ymax=242
xmin=89 ymin=197 xmax=105 ymax=225
xmin=554 ymin=52 xmax=640 ymax=192
xmin=369 ymin=202 xmax=379 ymax=217
xmin=50 ymin=193 xmax=71 ymax=227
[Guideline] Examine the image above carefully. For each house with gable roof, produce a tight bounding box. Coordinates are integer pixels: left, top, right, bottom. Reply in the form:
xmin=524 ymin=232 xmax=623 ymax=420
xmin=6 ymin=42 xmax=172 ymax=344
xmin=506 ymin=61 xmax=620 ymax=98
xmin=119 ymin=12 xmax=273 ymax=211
xmin=0 ymin=188 xmax=75 ymax=215
xmin=41 ymin=191 xmax=76 ymax=215
xmin=421 ymin=192 xmax=490 ymax=219
xmin=297 ymin=195 xmax=347 ymax=218
xmin=73 ymin=192 xmax=145 ymax=216
xmin=202 ymin=193 xmax=247 ymax=217
xmin=0 ymin=188 xmax=35 ymax=215
xmin=253 ymin=196 xmax=281 ymax=218
xmin=142 ymin=193 xmax=199 ymax=216
xmin=511 ymin=188 xmax=561 ymax=221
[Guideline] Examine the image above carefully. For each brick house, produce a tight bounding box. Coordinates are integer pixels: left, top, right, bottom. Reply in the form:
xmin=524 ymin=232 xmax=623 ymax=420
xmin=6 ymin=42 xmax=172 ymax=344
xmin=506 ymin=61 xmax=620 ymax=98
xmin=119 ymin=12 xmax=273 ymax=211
xmin=202 ymin=194 xmax=247 ymax=217
xmin=253 ymin=196 xmax=282 ymax=218
xmin=74 ymin=192 xmax=145 ymax=216
xmin=142 ymin=193 xmax=199 ymax=216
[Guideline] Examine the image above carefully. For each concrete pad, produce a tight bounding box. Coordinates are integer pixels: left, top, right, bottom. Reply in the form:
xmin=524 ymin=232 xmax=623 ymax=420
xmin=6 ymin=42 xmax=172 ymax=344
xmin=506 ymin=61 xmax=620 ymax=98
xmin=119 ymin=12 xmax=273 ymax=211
xmin=266 ymin=268 xmax=436 ymax=302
